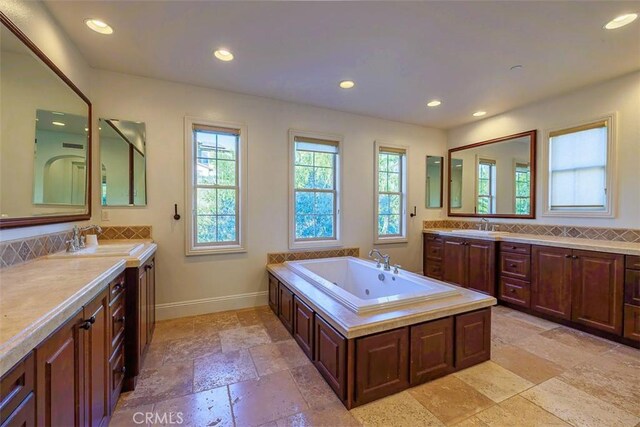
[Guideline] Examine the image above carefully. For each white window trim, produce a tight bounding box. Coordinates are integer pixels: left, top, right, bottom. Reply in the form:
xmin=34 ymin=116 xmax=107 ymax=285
xmin=184 ymin=116 xmax=248 ymax=255
xmin=542 ymin=113 xmax=617 ymax=218
xmin=374 ymin=140 xmax=409 ymax=244
xmin=288 ymin=129 xmax=343 ymax=250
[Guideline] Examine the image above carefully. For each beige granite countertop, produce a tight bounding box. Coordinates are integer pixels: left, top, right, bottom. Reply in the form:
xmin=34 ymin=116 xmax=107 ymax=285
xmin=423 ymin=228 xmax=640 ymax=256
xmin=47 ymin=239 xmax=157 ymax=267
xmin=267 ymin=262 xmax=496 ymax=339
xmin=0 ymin=257 xmax=126 ymax=376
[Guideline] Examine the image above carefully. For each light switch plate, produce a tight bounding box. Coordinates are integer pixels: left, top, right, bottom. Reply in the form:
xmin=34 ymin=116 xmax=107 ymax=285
xmin=101 ymin=210 xmax=110 ymax=221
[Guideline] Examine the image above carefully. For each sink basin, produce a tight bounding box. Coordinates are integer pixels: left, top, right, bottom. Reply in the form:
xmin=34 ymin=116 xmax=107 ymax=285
xmin=48 ymin=243 xmax=144 ymax=258
xmin=449 ymin=229 xmax=511 ymax=236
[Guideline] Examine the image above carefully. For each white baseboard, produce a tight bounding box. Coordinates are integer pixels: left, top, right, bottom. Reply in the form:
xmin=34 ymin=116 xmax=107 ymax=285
xmin=156 ymin=291 xmax=269 ymax=321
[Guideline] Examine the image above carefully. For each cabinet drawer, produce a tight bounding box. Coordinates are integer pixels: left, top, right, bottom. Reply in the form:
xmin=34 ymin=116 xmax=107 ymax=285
xmin=424 ymin=260 xmax=443 ymax=280
xmin=110 ymin=294 xmax=126 ymax=354
xmin=109 ymin=341 xmax=126 ymax=414
xmin=625 ymin=269 xmax=640 ymax=306
xmin=109 ymin=273 xmax=126 ymax=302
xmin=424 ymin=233 xmax=443 ymax=244
xmin=500 ymin=241 xmax=531 ymax=255
xmin=0 ymin=392 xmax=34 ymax=427
xmin=0 ymin=352 xmax=34 ymax=423
xmin=499 ymin=277 xmax=531 ymax=308
xmin=425 ymin=241 xmax=443 ymax=260
xmin=623 ymin=304 xmax=640 ymax=342
xmin=626 ymin=256 xmax=640 ymax=271
xmin=500 ymin=252 xmax=531 ymax=280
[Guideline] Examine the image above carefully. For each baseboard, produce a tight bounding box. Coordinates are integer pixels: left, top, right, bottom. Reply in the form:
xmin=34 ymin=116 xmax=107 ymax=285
xmin=155 ymin=291 xmax=269 ymax=321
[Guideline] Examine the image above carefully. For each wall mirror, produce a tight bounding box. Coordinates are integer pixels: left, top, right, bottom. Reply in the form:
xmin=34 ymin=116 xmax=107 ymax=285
xmin=0 ymin=14 xmax=91 ymax=228
xmin=425 ymin=156 xmax=443 ymax=208
xmin=448 ymin=130 xmax=536 ymax=218
xmin=99 ymin=118 xmax=147 ymax=206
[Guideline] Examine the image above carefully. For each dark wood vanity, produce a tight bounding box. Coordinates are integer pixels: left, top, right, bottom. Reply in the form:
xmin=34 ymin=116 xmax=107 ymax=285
xmin=268 ymin=273 xmax=491 ymax=409
xmin=424 ymin=232 xmax=639 ymax=346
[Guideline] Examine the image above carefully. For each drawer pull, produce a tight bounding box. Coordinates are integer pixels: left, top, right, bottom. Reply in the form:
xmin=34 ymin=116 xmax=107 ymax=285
xmin=80 ymin=316 xmax=96 ymax=330
xmin=116 ymin=316 xmax=126 ymax=323
xmin=114 ymin=366 xmax=126 ymax=374
xmin=509 ymin=263 xmax=516 ymax=268
xmin=565 ymin=254 xmax=572 ymax=258
xmin=509 ymin=288 xmax=516 ymax=293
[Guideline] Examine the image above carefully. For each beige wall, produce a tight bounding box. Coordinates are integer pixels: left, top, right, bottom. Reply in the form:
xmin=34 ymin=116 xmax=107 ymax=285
xmin=447 ymin=71 xmax=640 ymax=228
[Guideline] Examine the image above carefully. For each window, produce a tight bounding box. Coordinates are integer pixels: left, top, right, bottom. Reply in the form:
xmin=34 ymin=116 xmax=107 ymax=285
xmin=545 ymin=116 xmax=615 ymax=217
xmin=289 ymin=130 xmax=341 ymax=249
xmin=184 ymin=117 xmax=247 ymax=255
xmin=514 ymin=162 xmax=530 ymax=215
xmin=374 ymin=141 xmax=408 ymax=243
xmin=476 ymin=158 xmax=496 ymax=214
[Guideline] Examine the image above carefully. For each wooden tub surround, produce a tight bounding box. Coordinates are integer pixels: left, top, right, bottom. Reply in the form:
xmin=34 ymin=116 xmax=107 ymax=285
xmin=266 ymin=265 xmax=495 ymax=409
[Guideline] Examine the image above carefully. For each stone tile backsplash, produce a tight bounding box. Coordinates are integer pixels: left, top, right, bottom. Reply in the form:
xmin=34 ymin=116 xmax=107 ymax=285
xmin=423 ymin=220 xmax=640 ymax=243
xmin=267 ymin=247 xmax=360 ymax=264
xmin=0 ymin=225 xmax=152 ymax=269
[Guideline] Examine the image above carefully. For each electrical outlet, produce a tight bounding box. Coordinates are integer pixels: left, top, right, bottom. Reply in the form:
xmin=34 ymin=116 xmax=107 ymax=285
xmin=101 ymin=210 xmax=110 ymax=221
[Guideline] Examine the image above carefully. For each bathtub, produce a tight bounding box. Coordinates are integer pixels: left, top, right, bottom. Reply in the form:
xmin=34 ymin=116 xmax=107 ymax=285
xmin=284 ymin=257 xmax=460 ymax=314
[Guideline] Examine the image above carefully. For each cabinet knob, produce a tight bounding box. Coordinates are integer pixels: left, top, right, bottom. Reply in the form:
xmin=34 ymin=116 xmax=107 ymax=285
xmin=80 ymin=316 xmax=96 ymax=330
xmin=117 ymin=316 xmax=126 ymax=323
xmin=509 ymin=264 xmax=516 ymax=268
xmin=565 ymin=254 xmax=572 ymax=258
xmin=509 ymin=288 xmax=516 ymax=293
xmin=115 ymin=366 xmax=126 ymax=374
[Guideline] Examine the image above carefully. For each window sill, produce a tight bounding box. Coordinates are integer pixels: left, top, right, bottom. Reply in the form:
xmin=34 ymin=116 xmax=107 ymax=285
xmin=186 ymin=245 xmax=247 ymax=256
xmin=289 ymin=239 xmax=342 ymax=251
xmin=542 ymin=209 xmax=614 ymax=219
xmin=374 ymin=236 xmax=408 ymax=245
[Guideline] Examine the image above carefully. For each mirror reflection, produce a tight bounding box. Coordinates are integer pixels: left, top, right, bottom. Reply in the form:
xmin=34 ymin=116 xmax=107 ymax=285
xmin=425 ymin=156 xmax=443 ymax=208
xmin=99 ymin=119 xmax=147 ymax=206
xmin=0 ymin=22 xmax=90 ymax=219
xmin=448 ymin=130 xmax=536 ymax=217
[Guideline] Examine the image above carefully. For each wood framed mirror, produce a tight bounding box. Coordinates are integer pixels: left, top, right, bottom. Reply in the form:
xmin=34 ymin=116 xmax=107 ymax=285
xmin=0 ymin=12 xmax=92 ymax=228
xmin=447 ymin=130 xmax=536 ymax=219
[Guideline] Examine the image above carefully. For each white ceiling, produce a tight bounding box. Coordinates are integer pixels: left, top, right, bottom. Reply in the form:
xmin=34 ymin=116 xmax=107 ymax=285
xmin=44 ymin=1 xmax=640 ymax=129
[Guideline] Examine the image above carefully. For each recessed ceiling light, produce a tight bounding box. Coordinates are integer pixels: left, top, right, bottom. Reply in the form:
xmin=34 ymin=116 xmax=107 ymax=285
xmin=427 ymin=100 xmax=442 ymax=107
xmin=214 ymin=49 xmax=234 ymax=61
xmin=604 ymin=13 xmax=638 ymax=29
xmin=52 ymin=121 xmax=65 ymax=126
xmin=85 ymin=19 xmax=114 ymax=35
xmin=339 ymin=80 xmax=355 ymax=89
xmin=473 ymin=111 xmax=487 ymax=117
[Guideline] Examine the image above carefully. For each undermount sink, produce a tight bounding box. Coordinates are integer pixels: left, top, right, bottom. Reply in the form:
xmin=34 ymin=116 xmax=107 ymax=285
xmin=448 ymin=229 xmax=511 ymax=236
xmin=48 ymin=243 xmax=144 ymax=258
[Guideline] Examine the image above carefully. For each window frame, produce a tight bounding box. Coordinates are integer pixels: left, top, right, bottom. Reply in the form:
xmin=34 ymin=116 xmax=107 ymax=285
xmin=288 ymin=129 xmax=343 ymax=250
xmin=513 ymin=160 xmax=531 ymax=215
xmin=475 ymin=156 xmax=496 ymax=215
xmin=184 ymin=116 xmax=248 ymax=255
xmin=542 ymin=114 xmax=617 ymax=218
xmin=374 ymin=140 xmax=409 ymax=244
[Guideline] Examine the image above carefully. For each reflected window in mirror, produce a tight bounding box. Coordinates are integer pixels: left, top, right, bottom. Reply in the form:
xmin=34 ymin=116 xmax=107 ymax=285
xmin=425 ymin=156 xmax=443 ymax=208
xmin=545 ymin=117 xmax=614 ymax=217
xmin=99 ymin=119 xmax=147 ymax=206
xmin=448 ymin=130 xmax=536 ymax=218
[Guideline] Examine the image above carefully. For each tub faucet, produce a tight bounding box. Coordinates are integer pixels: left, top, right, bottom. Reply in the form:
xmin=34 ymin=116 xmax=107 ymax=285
xmin=368 ymin=249 xmax=391 ymax=271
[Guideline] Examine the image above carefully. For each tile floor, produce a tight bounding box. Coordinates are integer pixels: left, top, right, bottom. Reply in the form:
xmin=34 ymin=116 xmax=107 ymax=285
xmin=111 ymin=305 xmax=640 ymax=427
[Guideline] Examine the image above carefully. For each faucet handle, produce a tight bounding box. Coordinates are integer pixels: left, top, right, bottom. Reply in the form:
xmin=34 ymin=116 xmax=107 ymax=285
xmin=392 ymin=264 xmax=402 ymax=274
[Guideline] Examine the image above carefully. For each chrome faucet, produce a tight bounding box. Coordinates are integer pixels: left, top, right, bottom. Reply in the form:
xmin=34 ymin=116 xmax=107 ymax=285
xmin=66 ymin=224 xmax=102 ymax=252
xmin=368 ymin=249 xmax=391 ymax=271
xmin=480 ymin=217 xmax=490 ymax=231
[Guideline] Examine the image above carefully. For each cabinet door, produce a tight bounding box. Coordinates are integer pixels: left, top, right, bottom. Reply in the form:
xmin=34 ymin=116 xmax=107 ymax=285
xmin=623 ymin=304 xmax=640 ymax=342
xmin=442 ymin=238 xmax=467 ymax=286
xmin=625 ymin=269 xmax=640 ymax=306
xmin=278 ymin=283 xmax=294 ymax=333
xmin=293 ymin=296 xmax=314 ymax=359
xmin=355 ymin=328 xmax=409 ymax=405
xmin=36 ymin=310 xmax=84 ymax=427
xmin=467 ymin=239 xmax=496 ymax=295
xmin=314 ymin=316 xmax=347 ymax=400
xmin=531 ymin=246 xmax=572 ymax=320
xmin=146 ymin=259 xmax=156 ymax=342
xmin=84 ymin=289 xmax=110 ymax=427
xmin=572 ymin=251 xmax=624 ymax=334
xmin=410 ymin=317 xmax=453 ymax=385
xmin=138 ymin=267 xmax=148 ymax=359
xmin=268 ymin=275 xmax=279 ymax=314
xmin=455 ymin=309 xmax=491 ymax=370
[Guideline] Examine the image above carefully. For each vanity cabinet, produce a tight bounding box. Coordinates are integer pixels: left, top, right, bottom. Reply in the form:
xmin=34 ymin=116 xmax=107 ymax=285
xmin=498 ymin=242 xmax=532 ymax=308
xmin=124 ymin=256 xmax=156 ymax=391
xmin=624 ymin=256 xmax=640 ymax=342
xmin=531 ymin=246 xmax=573 ymax=320
xmin=423 ymin=233 xmax=444 ymax=280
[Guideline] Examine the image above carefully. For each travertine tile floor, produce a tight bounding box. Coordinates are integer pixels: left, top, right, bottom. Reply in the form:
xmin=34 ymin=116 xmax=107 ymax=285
xmin=111 ymin=305 xmax=640 ymax=427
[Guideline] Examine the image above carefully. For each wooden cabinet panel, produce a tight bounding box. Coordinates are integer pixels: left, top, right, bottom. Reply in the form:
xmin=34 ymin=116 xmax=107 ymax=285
xmin=1 ymin=392 xmax=34 ymax=427
xmin=625 ymin=269 xmax=640 ymax=306
xmin=500 ymin=252 xmax=531 ymax=281
xmin=425 ymin=241 xmax=443 ymax=260
xmin=455 ymin=309 xmax=491 ymax=370
xmin=110 ymin=293 xmax=126 ymax=355
xmin=314 ymin=316 xmax=346 ymax=400
xmin=424 ymin=260 xmax=443 ymax=280
xmin=355 ymin=328 xmax=409 ymax=405
xmin=108 ymin=274 xmax=125 ymax=303
xmin=146 ymin=259 xmax=156 ymax=342
xmin=500 ymin=242 xmax=531 ymax=255
xmin=0 ymin=353 xmax=34 ymax=424
xmin=109 ymin=342 xmax=126 ymax=414
xmin=499 ymin=277 xmax=531 ymax=308
xmin=571 ymin=251 xmax=624 ymax=334
xmin=467 ymin=239 xmax=496 ymax=295
xmin=84 ymin=289 xmax=110 ymax=427
xmin=268 ymin=275 xmax=279 ymax=314
xmin=36 ymin=309 xmax=84 ymax=427
xmin=138 ymin=267 xmax=148 ymax=360
xmin=531 ymin=246 xmax=572 ymax=320
xmin=443 ymin=238 xmax=467 ymax=285
xmin=626 ymin=255 xmax=640 ymax=270
xmin=410 ymin=318 xmax=453 ymax=385
xmin=623 ymin=304 xmax=640 ymax=342
xmin=293 ymin=297 xmax=314 ymax=359
xmin=278 ymin=283 xmax=294 ymax=333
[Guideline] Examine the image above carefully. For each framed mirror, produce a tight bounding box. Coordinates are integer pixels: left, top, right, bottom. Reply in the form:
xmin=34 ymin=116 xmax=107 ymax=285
xmin=0 ymin=13 xmax=91 ymax=228
xmin=448 ymin=130 xmax=536 ymax=218
xmin=425 ymin=156 xmax=443 ymax=208
xmin=99 ymin=118 xmax=147 ymax=206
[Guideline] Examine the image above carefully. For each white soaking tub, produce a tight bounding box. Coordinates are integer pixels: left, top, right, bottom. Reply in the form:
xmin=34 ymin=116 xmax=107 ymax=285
xmin=284 ymin=257 xmax=460 ymax=314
